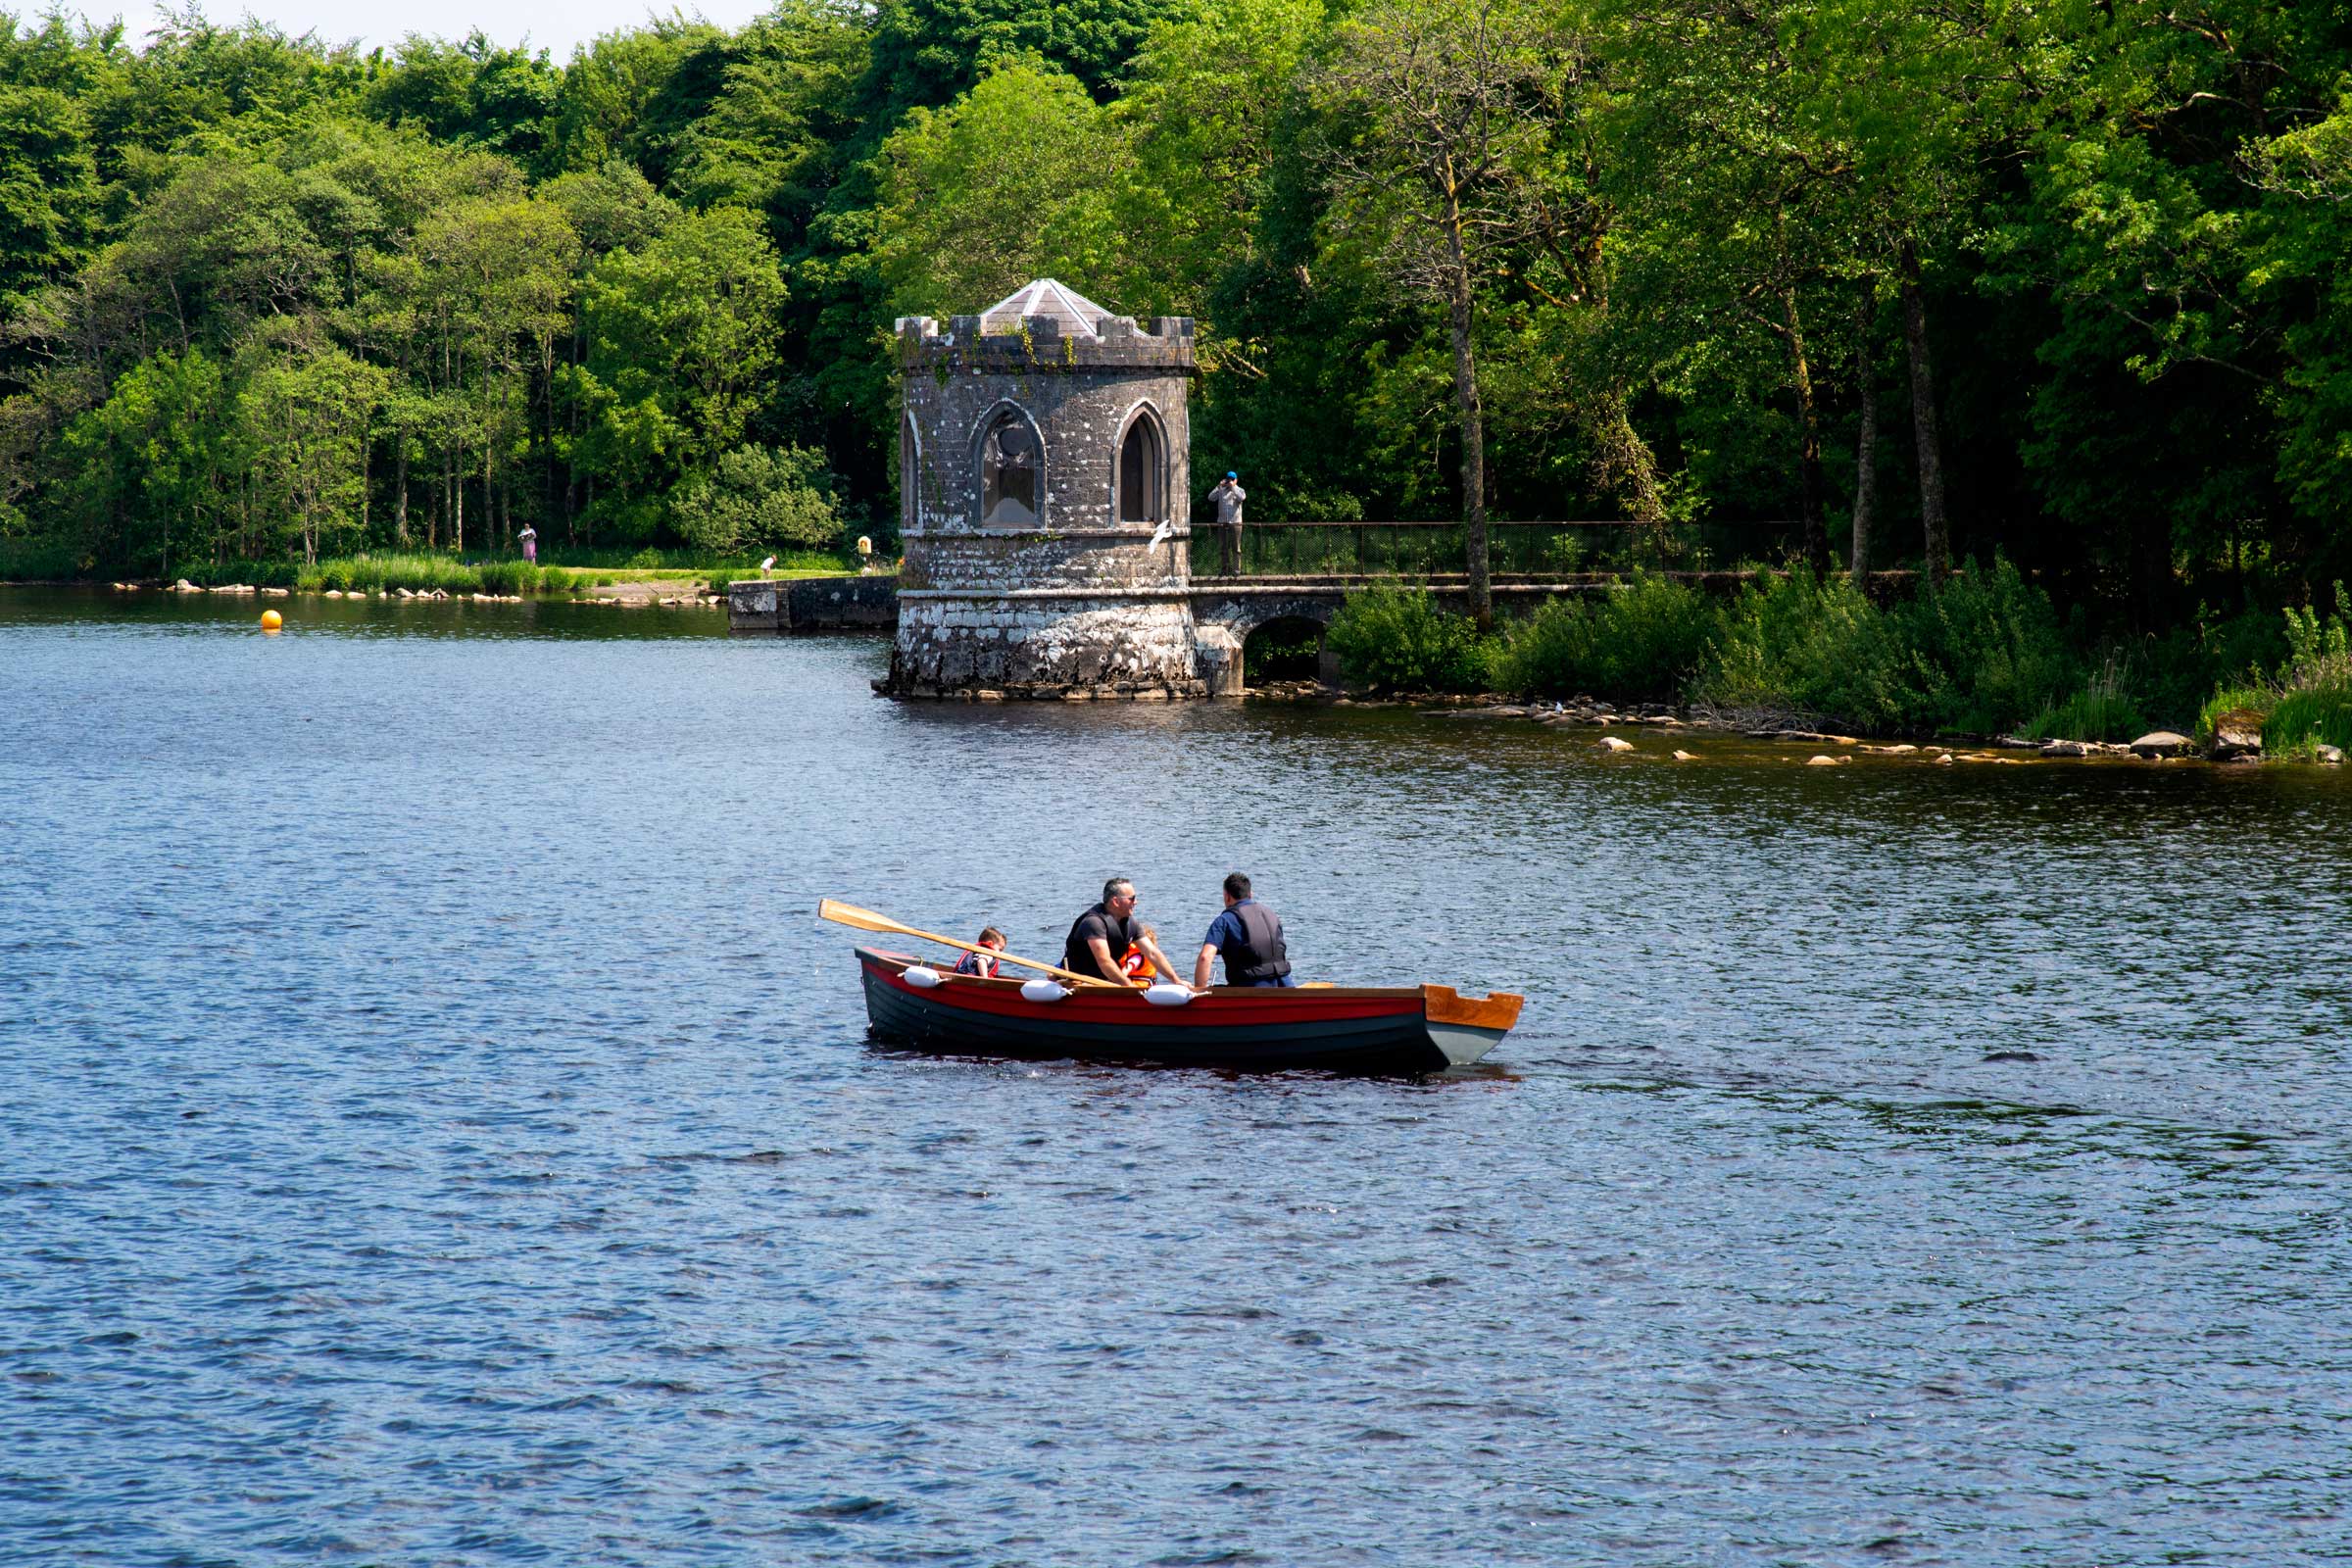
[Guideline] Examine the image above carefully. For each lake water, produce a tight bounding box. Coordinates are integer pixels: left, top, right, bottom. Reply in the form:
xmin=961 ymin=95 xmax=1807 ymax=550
xmin=4 ymin=586 xmax=2349 ymax=1566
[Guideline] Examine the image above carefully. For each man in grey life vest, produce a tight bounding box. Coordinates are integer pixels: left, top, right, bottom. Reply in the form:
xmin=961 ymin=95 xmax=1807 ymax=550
xmin=1193 ymin=871 xmax=1298 ymax=988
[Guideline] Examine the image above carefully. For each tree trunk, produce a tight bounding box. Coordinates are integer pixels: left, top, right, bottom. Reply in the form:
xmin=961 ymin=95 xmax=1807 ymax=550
xmin=1444 ymin=207 xmax=1491 ymax=627
xmin=1851 ymin=284 xmax=1880 ymax=578
xmin=1783 ymin=287 xmax=1829 ymax=573
xmin=1899 ymin=237 xmax=1948 ymax=583
xmin=2132 ymin=514 xmax=2172 ymax=631
xmin=566 ymin=317 xmax=584 ymax=539
xmin=395 ymin=433 xmax=410 ymax=546
xmin=541 ymin=353 xmax=559 ymax=530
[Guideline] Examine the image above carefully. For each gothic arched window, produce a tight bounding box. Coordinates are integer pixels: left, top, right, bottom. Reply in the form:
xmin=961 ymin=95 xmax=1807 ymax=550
xmin=980 ymin=408 xmax=1042 ymax=526
xmin=900 ymin=414 xmax=921 ymax=527
xmin=1116 ymin=409 xmax=1165 ymax=524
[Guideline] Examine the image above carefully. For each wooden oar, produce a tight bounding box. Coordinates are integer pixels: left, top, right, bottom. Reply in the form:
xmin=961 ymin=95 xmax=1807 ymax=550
xmin=817 ymin=899 xmax=1126 ymax=989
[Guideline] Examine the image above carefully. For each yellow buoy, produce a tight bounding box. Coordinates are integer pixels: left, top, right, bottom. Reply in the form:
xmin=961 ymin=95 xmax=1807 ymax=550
xmin=260 ymin=610 xmax=283 ymax=631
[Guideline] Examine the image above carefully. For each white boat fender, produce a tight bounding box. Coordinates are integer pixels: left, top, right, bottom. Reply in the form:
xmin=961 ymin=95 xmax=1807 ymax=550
xmin=903 ymin=965 xmax=944 ymax=989
xmin=1142 ymin=983 xmax=1194 ymax=1006
xmin=1020 ymin=979 xmax=1069 ymax=1004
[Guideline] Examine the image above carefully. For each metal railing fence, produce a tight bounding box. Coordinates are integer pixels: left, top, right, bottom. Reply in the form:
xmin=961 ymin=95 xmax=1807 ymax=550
xmin=1186 ymin=519 xmax=1805 ymax=578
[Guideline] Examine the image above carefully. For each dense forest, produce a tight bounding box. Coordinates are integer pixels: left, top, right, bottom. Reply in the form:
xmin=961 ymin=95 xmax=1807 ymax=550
xmin=3 ymin=0 xmax=2349 ymax=632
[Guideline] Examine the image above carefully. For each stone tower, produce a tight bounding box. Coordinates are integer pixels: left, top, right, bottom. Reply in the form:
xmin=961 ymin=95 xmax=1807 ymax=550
xmin=885 ymin=279 xmax=1207 ymax=699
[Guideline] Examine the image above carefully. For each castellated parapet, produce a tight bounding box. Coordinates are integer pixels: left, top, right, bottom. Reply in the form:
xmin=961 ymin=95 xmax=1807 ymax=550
xmin=884 ymin=279 xmax=1208 ymax=699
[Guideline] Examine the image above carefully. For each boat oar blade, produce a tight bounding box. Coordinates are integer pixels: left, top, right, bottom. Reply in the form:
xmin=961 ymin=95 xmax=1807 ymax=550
xmin=816 ymin=898 xmax=905 ymax=935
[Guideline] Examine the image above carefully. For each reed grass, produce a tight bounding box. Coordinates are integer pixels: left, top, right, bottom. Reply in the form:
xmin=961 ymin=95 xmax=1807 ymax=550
xmin=2263 ymin=683 xmax=2352 ymax=758
xmin=286 ymin=554 xmax=585 ymax=595
xmin=2021 ymin=652 xmax=2149 ymax=741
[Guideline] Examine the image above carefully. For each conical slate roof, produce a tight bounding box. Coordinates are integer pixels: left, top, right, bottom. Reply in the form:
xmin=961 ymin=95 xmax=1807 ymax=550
xmin=976 ymin=278 xmax=1109 ymax=338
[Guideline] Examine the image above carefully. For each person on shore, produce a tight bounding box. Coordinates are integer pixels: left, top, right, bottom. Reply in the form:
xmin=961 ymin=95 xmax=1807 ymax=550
xmin=952 ymin=927 xmax=1007 ymax=978
xmin=1194 ymin=872 xmax=1297 ymax=989
xmin=1065 ymin=878 xmax=1182 ymax=987
xmin=517 ymin=524 xmax=537 ymax=564
xmin=1208 ymin=471 xmax=1245 ymax=575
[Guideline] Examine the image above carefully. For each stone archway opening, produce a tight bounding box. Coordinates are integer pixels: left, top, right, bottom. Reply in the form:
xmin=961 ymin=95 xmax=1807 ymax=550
xmin=1244 ymin=615 xmax=1328 ymax=686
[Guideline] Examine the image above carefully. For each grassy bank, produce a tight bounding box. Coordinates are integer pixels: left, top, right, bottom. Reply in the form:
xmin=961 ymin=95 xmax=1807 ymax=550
xmin=10 ymin=545 xmax=865 ymax=596
xmin=1325 ymin=566 xmax=2340 ymax=743
xmin=155 ymin=554 xmax=594 ymax=595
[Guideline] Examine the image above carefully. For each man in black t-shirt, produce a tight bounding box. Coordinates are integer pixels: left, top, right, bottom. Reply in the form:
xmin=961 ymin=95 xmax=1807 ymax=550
xmin=1064 ymin=876 xmax=1183 ymax=986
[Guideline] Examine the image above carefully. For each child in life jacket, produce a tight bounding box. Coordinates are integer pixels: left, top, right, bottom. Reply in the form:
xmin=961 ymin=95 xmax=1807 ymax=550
xmin=953 ymin=927 xmax=1007 ymax=978
xmin=1121 ymin=924 xmax=1169 ymax=987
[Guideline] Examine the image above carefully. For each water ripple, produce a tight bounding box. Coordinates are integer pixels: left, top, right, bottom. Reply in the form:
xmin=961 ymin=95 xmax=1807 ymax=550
xmin=3 ymin=589 xmax=2350 ymax=1565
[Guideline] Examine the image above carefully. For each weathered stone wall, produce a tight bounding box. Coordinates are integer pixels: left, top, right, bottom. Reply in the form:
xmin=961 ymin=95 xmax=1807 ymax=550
xmin=726 ymin=573 xmax=898 ymax=633
xmin=888 ymin=597 xmax=1205 ymax=699
xmin=900 ymin=318 xmax=1194 ymax=540
xmin=885 ymin=309 xmax=1204 ymax=698
xmin=897 ymin=530 xmax=1188 ymax=594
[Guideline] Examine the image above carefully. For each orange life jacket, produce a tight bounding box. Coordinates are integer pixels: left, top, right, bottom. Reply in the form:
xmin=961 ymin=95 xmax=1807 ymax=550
xmin=1120 ymin=944 xmax=1152 ymax=985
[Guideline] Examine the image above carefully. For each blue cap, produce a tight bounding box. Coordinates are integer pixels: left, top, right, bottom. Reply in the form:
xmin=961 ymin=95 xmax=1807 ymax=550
xmin=1225 ymin=471 xmax=1237 ymax=479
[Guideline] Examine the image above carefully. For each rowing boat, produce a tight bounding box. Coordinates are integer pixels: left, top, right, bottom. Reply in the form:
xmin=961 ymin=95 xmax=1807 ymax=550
xmin=854 ymin=946 xmax=1523 ymax=1073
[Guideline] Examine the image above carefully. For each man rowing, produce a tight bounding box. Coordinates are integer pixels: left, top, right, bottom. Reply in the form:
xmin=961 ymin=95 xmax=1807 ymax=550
xmin=1065 ymin=877 xmax=1185 ymax=987
xmin=1193 ymin=872 xmax=1297 ymax=988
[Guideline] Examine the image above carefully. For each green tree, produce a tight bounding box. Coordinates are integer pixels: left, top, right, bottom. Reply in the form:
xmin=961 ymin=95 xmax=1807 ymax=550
xmin=56 ymin=346 xmax=234 ymax=575
xmin=669 ymin=0 xmax=870 ymax=237
xmin=1312 ymin=0 xmax=1589 ymax=624
xmin=670 ymin=442 xmax=844 ymax=552
xmin=862 ymin=0 xmax=1175 ymax=119
xmin=235 ymin=327 xmax=388 ymax=563
xmin=1119 ymin=0 xmax=1324 ymax=324
xmin=570 ymin=204 xmax=787 ymax=530
xmin=543 ymin=19 xmax=731 ymax=178
xmin=0 ymin=83 xmax=97 ymax=336
xmin=870 ymin=58 xmax=1137 ymax=316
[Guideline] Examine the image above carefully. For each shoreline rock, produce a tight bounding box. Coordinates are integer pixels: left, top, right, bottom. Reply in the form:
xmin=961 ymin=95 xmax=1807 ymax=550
xmin=2209 ymin=710 xmax=2265 ymax=761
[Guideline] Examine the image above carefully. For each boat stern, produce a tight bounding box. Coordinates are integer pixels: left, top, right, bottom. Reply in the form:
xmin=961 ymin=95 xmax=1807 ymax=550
xmin=1418 ymin=986 xmax=1525 ymax=1068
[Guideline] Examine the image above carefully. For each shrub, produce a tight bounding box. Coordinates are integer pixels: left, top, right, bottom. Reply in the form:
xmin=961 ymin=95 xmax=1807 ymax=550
xmin=1692 ymin=558 xmax=2074 ymax=733
xmin=2281 ymin=581 xmax=2352 ymax=690
xmin=1700 ymin=567 xmax=1915 ymax=725
xmin=1494 ymin=595 xmax=1601 ymax=697
xmin=1890 ymin=556 xmax=2076 ymax=734
xmin=2264 ymin=684 xmax=2352 ymax=757
xmin=1326 ymin=585 xmax=1495 ymax=692
xmin=0 ymin=534 xmax=83 ymax=580
xmin=2132 ymin=607 xmax=2287 ymax=729
xmin=1583 ymin=571 xmax=1720 ymax=698
xmin=671 ymin=444 xmax=842 ymax=555
xmin=1496 ymin=571 xmax=1719 ymax=699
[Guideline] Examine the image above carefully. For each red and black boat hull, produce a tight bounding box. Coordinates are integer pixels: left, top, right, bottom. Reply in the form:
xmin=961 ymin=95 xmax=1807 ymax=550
xmin=854 ymin=948 xmax=1520 ymax=1074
